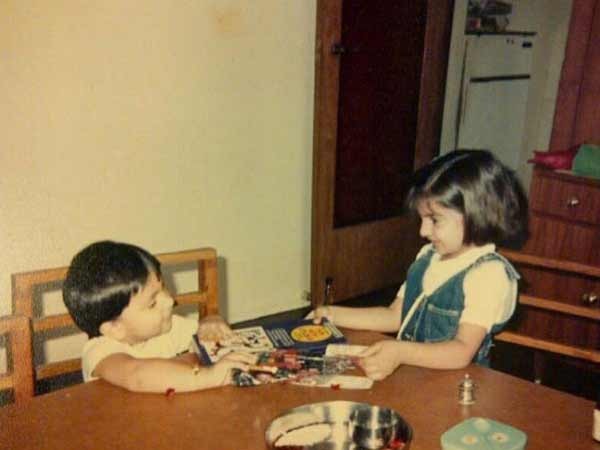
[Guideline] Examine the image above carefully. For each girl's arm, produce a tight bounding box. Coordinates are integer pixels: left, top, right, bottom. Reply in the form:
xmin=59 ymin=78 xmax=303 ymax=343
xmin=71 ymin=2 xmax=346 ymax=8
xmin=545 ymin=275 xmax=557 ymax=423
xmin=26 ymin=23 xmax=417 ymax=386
xmin=93 ymin=351 xmax=256 ymax=392
xmin=359 ymin=259 xmax=512 ymax=377
xmin=309 ymin=291 xmax=405 ymax=333
xmin=358 ymin=323 xmax=486 ymax=379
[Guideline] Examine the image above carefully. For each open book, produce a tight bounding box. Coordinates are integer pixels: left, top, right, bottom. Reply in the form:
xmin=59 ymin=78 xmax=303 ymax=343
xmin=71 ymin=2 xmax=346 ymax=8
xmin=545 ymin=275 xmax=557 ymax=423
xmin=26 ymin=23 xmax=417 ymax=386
xmin=190 ymin=319 xmax=376 ymax=387
xmin=192 ymin=318 xmax=346 ymax=365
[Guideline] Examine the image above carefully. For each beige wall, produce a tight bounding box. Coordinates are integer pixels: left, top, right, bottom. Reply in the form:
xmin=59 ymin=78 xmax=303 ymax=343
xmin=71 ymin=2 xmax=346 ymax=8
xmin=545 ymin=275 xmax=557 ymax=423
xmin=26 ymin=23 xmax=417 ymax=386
xmin=1 ymin=0 xmax=316 ymax=332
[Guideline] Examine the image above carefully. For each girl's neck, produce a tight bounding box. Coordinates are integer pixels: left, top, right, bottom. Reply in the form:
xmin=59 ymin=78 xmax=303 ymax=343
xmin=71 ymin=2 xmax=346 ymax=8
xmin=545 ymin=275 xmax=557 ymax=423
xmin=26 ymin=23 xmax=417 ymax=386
xmin=439 ymin=243 xmax=477 ymax=261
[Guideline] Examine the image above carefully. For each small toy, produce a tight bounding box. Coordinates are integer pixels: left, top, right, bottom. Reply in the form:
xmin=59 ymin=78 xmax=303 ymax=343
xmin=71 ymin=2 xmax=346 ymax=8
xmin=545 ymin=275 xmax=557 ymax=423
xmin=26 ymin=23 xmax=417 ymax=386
xmin=231 ymin=349 xmax=356 ymax=387
xmin=528 ymin=145 xmax=579 ymax=170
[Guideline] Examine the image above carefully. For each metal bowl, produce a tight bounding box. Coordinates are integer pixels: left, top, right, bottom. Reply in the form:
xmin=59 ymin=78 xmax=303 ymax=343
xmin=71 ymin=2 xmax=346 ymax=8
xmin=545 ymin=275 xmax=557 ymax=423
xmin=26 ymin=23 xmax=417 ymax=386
xmin=348 ymin=406 xmax=399 ymax=449
xmin=265 ymin=400 xmax=412 ymax=449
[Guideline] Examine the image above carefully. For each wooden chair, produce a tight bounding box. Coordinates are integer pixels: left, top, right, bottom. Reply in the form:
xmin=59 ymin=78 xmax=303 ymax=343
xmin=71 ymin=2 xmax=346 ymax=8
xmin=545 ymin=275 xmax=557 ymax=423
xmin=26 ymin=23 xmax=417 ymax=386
xmin=11 ymin=247 xmax=219 ymax=390
xmin=0 ymin=315 xmax=35 ymax=404
xmin=495 ymin=248 xmax=600 ymax=384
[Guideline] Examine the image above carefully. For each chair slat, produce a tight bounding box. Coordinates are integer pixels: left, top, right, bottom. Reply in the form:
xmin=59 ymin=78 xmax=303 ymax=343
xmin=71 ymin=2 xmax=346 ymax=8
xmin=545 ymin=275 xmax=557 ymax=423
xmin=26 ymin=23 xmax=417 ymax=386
xmin=37 ymin=359 xmax=82 ymax=381
xmin=10 ymin=247 xmax=219 ymax=394
xmin=0 ymin=315 xmax=34 ymax=403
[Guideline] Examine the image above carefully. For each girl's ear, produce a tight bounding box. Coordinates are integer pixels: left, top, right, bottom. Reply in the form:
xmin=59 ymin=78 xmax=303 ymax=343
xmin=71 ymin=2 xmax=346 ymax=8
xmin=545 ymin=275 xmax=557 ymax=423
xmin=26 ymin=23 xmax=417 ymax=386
xmin=99 ymin=320 xmax=126 ymax=341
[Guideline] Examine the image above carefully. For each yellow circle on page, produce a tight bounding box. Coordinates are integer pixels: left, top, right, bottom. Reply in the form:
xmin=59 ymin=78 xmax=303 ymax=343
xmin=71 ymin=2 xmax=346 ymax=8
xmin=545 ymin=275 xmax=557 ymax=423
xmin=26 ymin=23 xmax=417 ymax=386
xmin=290 ymin=325 xmax=332 ymax=342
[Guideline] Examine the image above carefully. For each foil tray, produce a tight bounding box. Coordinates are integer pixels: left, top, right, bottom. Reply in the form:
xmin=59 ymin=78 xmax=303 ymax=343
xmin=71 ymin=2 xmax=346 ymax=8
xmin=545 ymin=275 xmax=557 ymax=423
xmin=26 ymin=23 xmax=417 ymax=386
xmin=265 ymin=400 xmax=412 ymax=450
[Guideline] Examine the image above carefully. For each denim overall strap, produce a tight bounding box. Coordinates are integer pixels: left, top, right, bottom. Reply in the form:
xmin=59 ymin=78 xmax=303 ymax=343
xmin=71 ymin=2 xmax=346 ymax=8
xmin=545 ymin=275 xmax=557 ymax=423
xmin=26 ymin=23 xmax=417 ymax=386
xmin=398 ymin=250 xmax=520 ymax=366
xmin=399 ymin=248 xmax=435 ymax=342
xmin=470 ymin=253 xmax=520 ymax=366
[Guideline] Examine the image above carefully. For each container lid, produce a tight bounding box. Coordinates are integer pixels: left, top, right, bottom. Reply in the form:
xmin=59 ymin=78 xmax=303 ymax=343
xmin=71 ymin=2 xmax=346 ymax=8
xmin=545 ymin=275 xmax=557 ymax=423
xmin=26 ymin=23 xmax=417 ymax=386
xmin=441 ymin=417 xmax=527 ymax=450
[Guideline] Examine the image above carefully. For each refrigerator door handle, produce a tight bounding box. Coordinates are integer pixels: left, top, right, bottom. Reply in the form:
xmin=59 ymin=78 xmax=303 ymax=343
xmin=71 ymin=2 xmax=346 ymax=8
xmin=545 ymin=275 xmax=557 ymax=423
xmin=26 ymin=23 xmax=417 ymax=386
xmin=455 ymin=39 xmax=471 ymax=149
xmin=470 ymin=74 xmax=531 ymax=83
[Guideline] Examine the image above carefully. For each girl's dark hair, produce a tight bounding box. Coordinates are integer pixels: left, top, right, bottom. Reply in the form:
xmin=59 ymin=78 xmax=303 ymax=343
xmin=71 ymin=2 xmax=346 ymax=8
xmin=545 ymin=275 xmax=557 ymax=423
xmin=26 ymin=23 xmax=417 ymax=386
xmin=62 ymin=241 xmax=161 ymax=337
xmin=406 ymin=149 xmax=528 ymax=248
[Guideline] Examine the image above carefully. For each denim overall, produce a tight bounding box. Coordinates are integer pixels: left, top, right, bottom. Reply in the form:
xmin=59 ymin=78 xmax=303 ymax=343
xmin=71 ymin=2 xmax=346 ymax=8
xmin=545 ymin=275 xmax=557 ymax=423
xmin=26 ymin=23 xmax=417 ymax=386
xmin=398 ymin=248 xmax=519 ymax=366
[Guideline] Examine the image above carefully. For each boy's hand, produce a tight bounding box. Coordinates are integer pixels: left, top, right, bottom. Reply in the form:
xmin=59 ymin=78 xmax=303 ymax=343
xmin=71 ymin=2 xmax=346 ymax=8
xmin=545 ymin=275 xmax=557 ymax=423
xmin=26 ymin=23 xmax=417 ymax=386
xmin=209 ymin=352 xmax=257 ymax=386
xmin=357 ymin=340 xmax=403 ymax=381
xmin=197 ymin=315 xmax=234 ymax=342
xmin=305 ymin=306 xmax=333 ymax=324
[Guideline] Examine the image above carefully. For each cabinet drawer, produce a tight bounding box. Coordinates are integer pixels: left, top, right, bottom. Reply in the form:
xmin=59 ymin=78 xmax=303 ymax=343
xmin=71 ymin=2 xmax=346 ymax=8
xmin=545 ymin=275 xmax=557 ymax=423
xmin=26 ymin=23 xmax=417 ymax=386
xmin=524 ymin=214 xmax=600 ymax=265
xmin=530 ymin=170 xmax=600 ymax=226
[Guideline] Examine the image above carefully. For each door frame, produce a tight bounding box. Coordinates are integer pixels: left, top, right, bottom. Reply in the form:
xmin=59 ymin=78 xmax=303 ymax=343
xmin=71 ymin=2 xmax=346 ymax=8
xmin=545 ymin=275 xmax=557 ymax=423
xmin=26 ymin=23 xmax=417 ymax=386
xmin=310 ymin=0 xmax=454 ymax=306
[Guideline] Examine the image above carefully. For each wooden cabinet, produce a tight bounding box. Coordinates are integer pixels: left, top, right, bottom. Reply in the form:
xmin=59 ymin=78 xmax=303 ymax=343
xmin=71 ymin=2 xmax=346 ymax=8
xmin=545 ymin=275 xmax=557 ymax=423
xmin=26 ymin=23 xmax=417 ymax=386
xmin=516 ymin=168 xmax=600 ymax=346
xmin=525 ymin=167 xmax=600 ymax=264
xmin=493 ymin=167 xmax=600 ymax=398
xmin=529 ymin=169 xmax=600 ymax=230
xmin=525 ymin=167 xmax=600 ymax=274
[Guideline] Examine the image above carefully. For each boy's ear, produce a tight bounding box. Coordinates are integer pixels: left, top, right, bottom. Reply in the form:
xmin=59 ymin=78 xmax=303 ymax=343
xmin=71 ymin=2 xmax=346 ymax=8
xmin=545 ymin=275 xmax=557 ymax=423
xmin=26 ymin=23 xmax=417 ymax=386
xmin=99 ymin=320 xmax=126 ymax=341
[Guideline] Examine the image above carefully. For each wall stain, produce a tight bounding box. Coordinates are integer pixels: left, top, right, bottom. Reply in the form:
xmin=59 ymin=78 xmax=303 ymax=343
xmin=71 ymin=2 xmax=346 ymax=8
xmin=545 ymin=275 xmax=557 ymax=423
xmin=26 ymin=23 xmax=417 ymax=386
xmin=210 ymin=5 xmax=245 ymax=37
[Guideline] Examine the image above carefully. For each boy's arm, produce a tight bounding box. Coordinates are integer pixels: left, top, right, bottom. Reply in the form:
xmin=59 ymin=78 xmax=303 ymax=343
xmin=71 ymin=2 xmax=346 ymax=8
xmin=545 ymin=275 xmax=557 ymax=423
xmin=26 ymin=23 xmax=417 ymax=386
xmin=93 ymin=351 xmax=255 ymax=393
xmin=358 ymin=323 xmax=486 ymax=379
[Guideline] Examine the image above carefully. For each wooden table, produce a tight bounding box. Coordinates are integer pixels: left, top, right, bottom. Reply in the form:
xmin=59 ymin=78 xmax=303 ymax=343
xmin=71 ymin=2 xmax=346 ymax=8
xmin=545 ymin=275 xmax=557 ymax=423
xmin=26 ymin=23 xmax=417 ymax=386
xmin=1 ymin=330 xmax=598 ymax=449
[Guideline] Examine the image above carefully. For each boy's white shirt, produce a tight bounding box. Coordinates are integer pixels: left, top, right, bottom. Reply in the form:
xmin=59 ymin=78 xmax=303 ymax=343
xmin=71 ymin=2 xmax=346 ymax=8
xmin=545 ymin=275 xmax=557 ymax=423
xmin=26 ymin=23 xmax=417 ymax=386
xmin=82 ymin=315 xmax=198 ymax=382
xmin=397 ymin=243 xmax=517 ymax=333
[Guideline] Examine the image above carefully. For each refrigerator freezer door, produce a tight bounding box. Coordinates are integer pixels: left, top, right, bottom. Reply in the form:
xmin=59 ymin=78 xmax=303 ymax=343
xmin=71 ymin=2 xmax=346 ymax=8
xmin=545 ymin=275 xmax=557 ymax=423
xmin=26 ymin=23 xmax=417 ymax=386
xmin=465 ymin=35 xmax=534 ymax=77
xmin=458 ymin=78 xmax=530 ymax=171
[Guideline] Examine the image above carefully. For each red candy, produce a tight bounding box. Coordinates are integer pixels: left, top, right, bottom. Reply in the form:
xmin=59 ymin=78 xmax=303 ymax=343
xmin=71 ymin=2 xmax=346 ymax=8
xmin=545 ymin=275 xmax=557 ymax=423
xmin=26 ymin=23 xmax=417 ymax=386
xmin=388 ymin=438 xmax=405 ymax=449
xmin=165 ymin=388 xmax=176 ymax=397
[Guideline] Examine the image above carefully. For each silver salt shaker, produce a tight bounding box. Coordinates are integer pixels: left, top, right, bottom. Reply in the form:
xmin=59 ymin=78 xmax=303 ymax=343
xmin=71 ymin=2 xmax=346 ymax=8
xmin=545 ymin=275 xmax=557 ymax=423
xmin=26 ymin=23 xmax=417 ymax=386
xmin=458 ymin=373 xmax=475 ymax=405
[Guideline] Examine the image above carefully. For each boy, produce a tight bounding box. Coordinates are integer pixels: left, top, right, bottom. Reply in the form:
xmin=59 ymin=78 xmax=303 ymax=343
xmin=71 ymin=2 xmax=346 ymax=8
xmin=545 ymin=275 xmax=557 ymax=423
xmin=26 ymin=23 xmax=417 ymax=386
xmin=63 ymin=240 xmax=255 ymax=393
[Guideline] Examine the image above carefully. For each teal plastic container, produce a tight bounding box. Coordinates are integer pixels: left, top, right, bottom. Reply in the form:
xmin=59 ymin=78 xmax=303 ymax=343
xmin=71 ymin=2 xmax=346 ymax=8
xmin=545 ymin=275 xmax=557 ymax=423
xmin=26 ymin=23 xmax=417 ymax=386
xmin=441 ymin=417 xmax=527 ymax=450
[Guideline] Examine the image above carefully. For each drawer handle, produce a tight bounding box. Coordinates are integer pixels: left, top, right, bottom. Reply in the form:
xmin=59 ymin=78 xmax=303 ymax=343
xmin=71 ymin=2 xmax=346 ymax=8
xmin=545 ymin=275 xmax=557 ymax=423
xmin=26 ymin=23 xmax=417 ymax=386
xmin=566 ymin=197 xmax=580 ymax=207
xmin=581 ymin=292 xmax=598 ymax=305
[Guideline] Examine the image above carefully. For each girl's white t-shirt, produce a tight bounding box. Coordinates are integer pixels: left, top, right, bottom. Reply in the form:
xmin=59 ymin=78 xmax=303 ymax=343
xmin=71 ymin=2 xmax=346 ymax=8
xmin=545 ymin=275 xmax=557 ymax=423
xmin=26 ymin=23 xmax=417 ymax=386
xmin=398 ymin=243 xmax=517 ymax=333
xmin=81 ymin=314 xmax=198 ymax=382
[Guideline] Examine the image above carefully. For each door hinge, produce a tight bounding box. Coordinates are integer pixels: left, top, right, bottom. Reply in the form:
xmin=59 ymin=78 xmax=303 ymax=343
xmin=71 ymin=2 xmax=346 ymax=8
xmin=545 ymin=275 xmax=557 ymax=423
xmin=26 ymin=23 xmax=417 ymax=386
xmin=331 ymin=43 xmax=347 ymax=55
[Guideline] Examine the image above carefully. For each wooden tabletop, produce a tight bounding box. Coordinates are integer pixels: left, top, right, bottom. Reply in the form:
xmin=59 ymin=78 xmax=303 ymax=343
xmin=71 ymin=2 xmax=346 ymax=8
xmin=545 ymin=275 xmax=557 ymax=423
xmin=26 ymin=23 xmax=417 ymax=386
xmin=1 ymin=329 xmax=599 ymax=449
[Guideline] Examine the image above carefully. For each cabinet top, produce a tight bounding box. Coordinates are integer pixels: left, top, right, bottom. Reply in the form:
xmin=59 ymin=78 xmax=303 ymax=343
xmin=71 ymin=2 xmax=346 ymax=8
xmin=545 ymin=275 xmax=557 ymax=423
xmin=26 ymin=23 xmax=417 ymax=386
xmin=534 ymin=166 xmax=600 ymax=188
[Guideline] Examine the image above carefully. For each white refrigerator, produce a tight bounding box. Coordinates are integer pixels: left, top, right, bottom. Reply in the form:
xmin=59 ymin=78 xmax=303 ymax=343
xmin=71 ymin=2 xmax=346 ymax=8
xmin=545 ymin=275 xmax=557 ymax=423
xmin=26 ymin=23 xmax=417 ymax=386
xmin=455 ymin=33 xmax=536 ymax=171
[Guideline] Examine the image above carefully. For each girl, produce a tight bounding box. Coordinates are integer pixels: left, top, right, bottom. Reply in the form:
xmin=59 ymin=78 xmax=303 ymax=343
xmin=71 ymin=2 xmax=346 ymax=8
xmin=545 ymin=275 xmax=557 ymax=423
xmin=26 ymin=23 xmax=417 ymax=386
xmin=311 ymin=150 xmax=528 ymax=380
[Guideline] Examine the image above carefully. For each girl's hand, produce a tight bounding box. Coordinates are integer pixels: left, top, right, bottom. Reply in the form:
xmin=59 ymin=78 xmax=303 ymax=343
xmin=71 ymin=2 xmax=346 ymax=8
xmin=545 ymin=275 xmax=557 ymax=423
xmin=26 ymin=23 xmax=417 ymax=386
xmin=357 ymin=340 xmax=403 ymax=380
xmin=197 ymin=315 xmax=234 ymax=342
xmin=306 ymin=306 xmax=334 ymax=324
xmin=209 ymin=352 xmax=257 ymax=386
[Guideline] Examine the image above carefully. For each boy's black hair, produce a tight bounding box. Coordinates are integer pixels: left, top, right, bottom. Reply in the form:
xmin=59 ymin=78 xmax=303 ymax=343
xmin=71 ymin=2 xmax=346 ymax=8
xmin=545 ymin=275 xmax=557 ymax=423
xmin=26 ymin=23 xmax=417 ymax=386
xmin=63 ymin=241 xmax=161 ymax=338
xmin=406 ymin=149 xmax=529 ymax=249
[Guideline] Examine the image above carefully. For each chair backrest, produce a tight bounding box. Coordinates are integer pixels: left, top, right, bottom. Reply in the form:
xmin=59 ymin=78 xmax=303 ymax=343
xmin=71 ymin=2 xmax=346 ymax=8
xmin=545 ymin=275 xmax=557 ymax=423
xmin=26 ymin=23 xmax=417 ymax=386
xmin=0 ymin=315 xmax=35 ymax=404
xmin=11 ymin=247 xmax=218 ymax=386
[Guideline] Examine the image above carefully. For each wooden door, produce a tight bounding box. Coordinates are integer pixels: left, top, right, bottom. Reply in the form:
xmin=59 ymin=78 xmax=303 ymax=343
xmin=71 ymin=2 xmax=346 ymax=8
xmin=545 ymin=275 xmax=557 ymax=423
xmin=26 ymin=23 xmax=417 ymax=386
xmin=311 ymin=0 xmax=453 ymax=306
xmin=550 ymin=0 xmax=600 ymax=149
